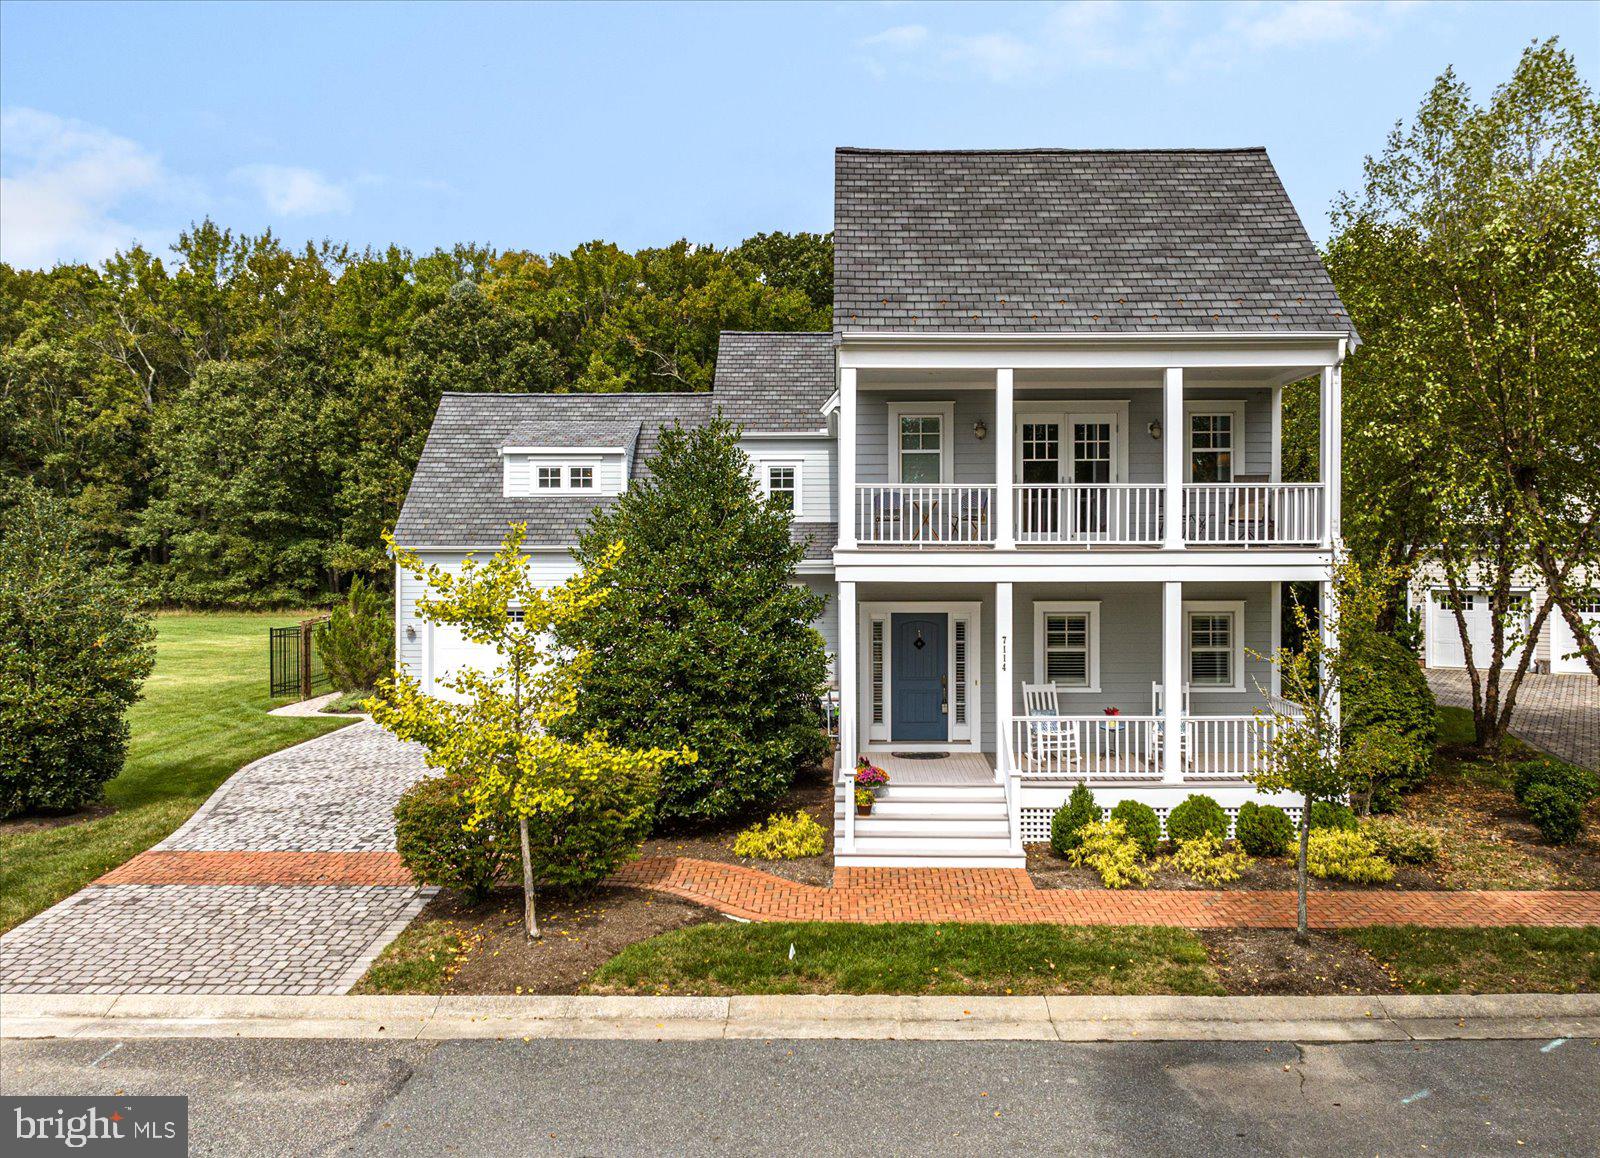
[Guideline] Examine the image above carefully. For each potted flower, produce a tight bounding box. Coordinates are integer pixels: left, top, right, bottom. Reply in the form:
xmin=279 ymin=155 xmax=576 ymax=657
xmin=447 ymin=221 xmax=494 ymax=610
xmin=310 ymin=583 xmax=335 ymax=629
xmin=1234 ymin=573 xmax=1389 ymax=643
xmin=1102 ymin=706 xmax=1122 ymax=732
xmin=855 ymin=759 xmax=890 ymax=795
xmin=855 ymin=786 xmax=876 ymax=816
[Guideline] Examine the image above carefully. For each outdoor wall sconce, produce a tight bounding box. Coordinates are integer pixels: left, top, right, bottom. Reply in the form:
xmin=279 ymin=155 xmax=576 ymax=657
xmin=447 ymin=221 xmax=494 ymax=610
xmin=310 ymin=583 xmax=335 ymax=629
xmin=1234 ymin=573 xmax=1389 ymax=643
xmin=406 ymin=624 xmax=417 ymax=640
xmin=1147 ymin=420 xmax=1163 ymax=441
xmin=973 ymin=419 xmax=988 ymax=441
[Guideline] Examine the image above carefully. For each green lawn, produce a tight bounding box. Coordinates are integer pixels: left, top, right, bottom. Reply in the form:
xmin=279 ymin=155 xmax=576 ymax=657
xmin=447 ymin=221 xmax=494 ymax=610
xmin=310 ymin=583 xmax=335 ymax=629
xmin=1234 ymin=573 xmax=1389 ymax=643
xmin=1345 ymin=926 xmax=1600 ymax=994
xmin=586 ymin=922 xmax=1224 ymax=996
xmin=0 ymin=612 xmax=353 ymax=933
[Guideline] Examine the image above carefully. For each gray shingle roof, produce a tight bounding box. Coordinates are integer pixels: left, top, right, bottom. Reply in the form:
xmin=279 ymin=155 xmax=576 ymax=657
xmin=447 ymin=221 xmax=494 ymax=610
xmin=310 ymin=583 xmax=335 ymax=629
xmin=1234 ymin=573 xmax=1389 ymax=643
xmin=712 ymin=332 xmax=835 ymax=433
xmin=503 ymin=417 xmax=641 ymax=453
xmin=394 ymin=393 xmax=712 ymax=547
xmin=834 ymin=148 xmax=1354 ymax=337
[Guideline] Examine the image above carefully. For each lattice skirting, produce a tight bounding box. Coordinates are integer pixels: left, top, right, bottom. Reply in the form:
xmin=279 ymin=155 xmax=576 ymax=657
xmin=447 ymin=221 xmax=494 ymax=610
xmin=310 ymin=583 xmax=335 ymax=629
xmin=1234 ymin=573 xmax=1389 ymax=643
xmin=1018 ymin=803 xmax=1305 ymax=845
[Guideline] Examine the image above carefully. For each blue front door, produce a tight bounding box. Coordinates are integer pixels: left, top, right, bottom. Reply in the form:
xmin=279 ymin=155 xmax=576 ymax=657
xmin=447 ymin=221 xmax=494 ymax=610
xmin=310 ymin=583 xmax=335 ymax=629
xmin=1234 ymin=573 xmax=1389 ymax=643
xmin=891 ymin=613 xmax=948 ymax=741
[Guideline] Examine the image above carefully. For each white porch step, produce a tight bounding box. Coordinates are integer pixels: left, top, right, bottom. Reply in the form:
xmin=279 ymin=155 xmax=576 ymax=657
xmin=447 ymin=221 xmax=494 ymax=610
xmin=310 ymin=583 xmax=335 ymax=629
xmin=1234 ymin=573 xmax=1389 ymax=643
xmin=834 ymin=798 xmax=1007 ymax=819
xmin=835 ymin=784 xmax=1005 ymax=804
xmin=852 ymin=818 xmax=1011 ymax=838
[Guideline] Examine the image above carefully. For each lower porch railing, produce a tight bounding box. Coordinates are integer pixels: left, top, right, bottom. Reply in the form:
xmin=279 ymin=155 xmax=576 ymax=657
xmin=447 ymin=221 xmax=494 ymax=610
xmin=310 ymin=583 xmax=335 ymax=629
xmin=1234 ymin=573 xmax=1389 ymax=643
xmin=1008 ymin=714 xmax=1295 ymax=782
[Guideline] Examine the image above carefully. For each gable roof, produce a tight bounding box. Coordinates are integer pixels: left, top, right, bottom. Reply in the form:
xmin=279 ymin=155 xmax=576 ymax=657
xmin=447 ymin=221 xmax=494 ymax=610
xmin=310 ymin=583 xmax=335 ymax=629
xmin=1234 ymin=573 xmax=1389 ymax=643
xmin=711 ymin=332 xmax=835 ymax=434
xmin=395 ymin=392 xmax=711 ymax=547
xmin=833 ymin=147 xmax=1354 ymax=338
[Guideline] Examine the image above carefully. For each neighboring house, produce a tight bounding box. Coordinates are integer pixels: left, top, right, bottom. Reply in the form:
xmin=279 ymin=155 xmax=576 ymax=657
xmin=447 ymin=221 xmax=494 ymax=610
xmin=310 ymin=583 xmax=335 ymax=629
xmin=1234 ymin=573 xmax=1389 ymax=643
xmin=1408 ymin=567 xmax=1600 ymax=675
xmin=395 ymin=146 xmax=1358 ymax=867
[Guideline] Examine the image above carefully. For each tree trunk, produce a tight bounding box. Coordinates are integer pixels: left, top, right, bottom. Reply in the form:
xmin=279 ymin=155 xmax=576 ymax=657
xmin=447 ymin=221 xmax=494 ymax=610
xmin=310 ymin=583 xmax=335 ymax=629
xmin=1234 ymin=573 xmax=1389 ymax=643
xmin=1296 ymin=794 xmax=1311 ymax=941
xmin=519 ymin=816 xmax=539 ymax=939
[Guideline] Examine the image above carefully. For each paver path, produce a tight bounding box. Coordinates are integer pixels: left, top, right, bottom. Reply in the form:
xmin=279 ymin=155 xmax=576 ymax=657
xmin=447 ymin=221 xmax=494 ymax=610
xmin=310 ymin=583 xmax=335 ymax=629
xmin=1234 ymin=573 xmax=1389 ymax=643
xmin=1427 ymin=669 xmax=1599 ymax=771
xmin=0 ymin=723 xmax=432 ymax=995
xmin=611 ymin=857 xmax=1600 ymax=928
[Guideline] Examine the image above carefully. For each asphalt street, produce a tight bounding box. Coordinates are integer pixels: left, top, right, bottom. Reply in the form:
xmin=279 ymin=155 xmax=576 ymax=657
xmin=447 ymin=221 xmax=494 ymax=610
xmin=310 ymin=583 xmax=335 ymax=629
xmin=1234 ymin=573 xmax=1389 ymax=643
xmin=5 ymin=1035 xmax=1597 ymax=1156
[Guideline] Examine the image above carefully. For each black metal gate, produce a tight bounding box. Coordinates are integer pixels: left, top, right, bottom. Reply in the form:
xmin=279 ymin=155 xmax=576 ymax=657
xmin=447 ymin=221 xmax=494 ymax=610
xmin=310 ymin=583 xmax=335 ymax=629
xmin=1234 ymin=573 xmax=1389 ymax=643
xmin=270 ymin=617 xmax=332 ymax=699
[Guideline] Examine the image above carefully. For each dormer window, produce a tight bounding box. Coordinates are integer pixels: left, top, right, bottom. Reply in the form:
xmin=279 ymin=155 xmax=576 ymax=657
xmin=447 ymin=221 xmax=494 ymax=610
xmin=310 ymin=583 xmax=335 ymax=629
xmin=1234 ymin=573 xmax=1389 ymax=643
xmin=570 ymin=466 xmax=594 ymax=489
xmin=537 ymin=466 xmax=563 ymax=490
xmin=502 ymin=448 xmax=624 ymax=497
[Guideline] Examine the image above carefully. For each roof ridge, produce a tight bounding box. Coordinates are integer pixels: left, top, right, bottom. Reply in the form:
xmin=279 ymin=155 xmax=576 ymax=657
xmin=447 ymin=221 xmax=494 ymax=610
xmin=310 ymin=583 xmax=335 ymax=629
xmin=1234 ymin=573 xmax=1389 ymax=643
xmin=718 ymin=330 xmax=832 ymax=337
xmin=836 ymin=146 xmax=1268 ymax=155
xmin=438 ymin=390 xmax=711 ymax=399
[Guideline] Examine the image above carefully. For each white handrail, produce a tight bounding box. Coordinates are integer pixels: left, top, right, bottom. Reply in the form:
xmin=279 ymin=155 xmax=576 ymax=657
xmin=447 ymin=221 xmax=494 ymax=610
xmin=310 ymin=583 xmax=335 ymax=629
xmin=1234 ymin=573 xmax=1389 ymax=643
xmin=855 ymin=484 xmax=997 ymax=545
xmin=841 ymin=766 xmax=857 ymax=851
xmin=1182 ymin=484 xmax=1325 ymax=546
xmin=1006 ymin=768 xmax=1023 ymax=855
xmin=1014 ymin=484 xmax=1164 ymax=545
xmin=1183 ymin=715 xmax=1290 ymax=779
xmin=1008 ymin=715 xmax=1162 ymax=780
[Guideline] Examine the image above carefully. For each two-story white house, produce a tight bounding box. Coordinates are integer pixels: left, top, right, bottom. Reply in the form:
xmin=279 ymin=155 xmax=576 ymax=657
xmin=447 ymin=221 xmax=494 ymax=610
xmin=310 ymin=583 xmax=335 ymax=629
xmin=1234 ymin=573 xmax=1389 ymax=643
xmin=395 ymin=147 xmax=1356 ymax=868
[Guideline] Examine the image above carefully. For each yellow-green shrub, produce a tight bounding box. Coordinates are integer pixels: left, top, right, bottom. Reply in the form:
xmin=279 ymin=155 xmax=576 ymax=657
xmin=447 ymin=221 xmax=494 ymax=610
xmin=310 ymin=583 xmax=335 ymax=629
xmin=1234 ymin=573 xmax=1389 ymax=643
xmin=1067 ymin=818 xmax=1150 ymax=889
xmin=1168 ymin=832 xmax=1253 ymax=885
xmin=1359 ymin=816 xmax=1441 ymax=864
xmin=1306 ymin=828 xmax=1394 ymax=883
xmin=732 ymin=811 xmax=826 ymax=860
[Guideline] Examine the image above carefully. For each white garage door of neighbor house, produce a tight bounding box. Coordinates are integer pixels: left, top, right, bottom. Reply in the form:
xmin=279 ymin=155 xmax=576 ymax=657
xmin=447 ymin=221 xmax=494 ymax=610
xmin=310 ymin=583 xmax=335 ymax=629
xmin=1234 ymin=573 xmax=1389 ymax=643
xmin=1551 ymin=600 xmax=1600 ymax=674
xmin=1428 ymin=590 xmax=1532 ymax=669
xmin=427 ymin=624 xmax=503 ymax=702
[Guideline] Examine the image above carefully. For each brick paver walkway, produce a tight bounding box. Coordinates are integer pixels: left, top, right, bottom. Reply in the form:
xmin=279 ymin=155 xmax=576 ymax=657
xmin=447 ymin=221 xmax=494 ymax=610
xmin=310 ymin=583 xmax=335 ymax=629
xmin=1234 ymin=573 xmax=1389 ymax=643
xmin=0 ymin=723 xmax=432 ymax=995
xmin=611 ymin=858 xmax=1600 ymax=929
xmin=1428 ymin=669 xmax=1600 ymax=771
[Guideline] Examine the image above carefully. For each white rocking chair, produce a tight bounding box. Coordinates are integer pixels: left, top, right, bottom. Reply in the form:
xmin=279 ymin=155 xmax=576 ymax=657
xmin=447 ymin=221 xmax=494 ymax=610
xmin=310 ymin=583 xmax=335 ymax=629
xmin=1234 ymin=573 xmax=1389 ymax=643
xmin=1150 ymin=681 xmax=1192 ymax=770
xmin=1022 ymin=682 xmax=1079 ymax=773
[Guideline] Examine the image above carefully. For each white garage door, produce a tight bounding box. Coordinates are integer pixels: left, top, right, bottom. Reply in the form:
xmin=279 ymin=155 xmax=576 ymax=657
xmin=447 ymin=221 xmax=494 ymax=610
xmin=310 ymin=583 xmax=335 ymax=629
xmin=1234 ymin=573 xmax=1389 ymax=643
xmin=426 ymin=624 xmax=503 ymax=702
xmin=1551 ymin=599 xmax=1600 ymax=674
xmin=1428 ymin=590 xmax=1532 ymax=669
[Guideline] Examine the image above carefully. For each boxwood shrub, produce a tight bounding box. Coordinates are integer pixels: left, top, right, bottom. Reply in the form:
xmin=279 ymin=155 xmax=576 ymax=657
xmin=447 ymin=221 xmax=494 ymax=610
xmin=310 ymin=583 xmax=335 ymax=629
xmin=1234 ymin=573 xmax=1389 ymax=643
xmin=1309 ymin=800 xmax=1358 ymax=831
xmin=393 ymin=775 xmax=516 ymax=901
xmin=1110 ymin=799 xmax=1162 ymax=857
xmin=1513 ymin=758 xmax=1599 ymax=807
xmin=1524 ymin=783 xmax=1586 ymax=845
xmin=1235 ymin=801 xmax=1294 ymax=857
xmin=1165 ymin=794 xmax=1228 ymax=844
xmin=1050 ymin=784 xmax=1098 ymax=856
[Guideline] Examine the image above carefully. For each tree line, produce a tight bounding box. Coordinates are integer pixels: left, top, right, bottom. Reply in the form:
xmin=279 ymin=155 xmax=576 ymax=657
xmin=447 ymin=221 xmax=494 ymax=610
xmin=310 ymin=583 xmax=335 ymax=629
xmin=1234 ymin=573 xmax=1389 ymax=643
xmin=0 ymin=228 xmax=832 ymax=604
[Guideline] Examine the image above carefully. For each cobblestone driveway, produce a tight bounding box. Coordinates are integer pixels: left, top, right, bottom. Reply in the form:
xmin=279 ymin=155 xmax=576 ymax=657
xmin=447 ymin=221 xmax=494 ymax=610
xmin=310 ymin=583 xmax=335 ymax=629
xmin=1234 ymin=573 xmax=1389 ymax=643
xmin=1426 ymin=669 xmax=1599 ymax=771
xmin=1 ymin=723 xmax=432 ymax=995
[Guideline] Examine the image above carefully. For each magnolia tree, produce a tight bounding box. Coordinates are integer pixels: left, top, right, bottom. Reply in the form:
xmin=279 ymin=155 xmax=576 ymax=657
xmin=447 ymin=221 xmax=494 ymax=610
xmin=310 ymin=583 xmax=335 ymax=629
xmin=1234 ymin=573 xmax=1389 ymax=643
xmin=371 ymin=525 xmax=693 ymax=937
xmin=1252 ymin=558 xmax=1395 ymax=938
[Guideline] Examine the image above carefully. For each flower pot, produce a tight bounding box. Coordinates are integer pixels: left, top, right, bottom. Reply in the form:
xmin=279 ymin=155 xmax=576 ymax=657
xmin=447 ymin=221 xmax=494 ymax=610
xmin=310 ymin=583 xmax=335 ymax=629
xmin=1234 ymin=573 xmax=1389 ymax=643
xmin=856 ymin=798 xmax=874 ymax=816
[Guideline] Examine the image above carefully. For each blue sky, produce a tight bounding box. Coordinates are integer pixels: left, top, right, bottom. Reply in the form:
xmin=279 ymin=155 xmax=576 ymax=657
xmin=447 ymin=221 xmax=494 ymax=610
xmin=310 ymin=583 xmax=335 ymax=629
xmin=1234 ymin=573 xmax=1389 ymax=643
xmin=1 ymin=1 xmax=1594 ymax=269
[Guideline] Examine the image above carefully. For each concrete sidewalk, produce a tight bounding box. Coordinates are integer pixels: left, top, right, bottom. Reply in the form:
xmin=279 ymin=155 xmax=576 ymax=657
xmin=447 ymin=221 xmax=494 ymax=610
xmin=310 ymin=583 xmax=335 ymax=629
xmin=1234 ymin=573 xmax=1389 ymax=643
xmin=6 ymin=992 xmax=1597 ymax=1043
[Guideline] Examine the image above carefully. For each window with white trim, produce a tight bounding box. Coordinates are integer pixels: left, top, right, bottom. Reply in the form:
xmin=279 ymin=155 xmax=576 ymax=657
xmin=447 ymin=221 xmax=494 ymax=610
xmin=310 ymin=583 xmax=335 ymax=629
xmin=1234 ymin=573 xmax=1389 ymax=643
xmin=765 ymin=464 xmax=797 ymax=512
xmin=898 ymin=415 xmax=943 ymax=484
xmin=1189 ymin=413 xmax=1234 ymax=483
xmin=537 ymin=466 xmax=562 ymax=490
xmin=1033 ymin=602 xmax=1100 ymax=689
xmin=569 ymin=466 xmax=594 ymax=489
xmin=1184 ymin=601 xmax=1245 ymax=690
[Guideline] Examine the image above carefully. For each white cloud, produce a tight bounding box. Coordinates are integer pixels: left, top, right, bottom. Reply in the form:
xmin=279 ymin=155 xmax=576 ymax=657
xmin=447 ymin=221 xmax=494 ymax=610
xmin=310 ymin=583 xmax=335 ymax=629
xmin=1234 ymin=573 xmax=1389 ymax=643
xmin=0 ymin=107 xmax=169 ymax=268
xmin=856 ymin=1 xmax=1420 ymax=84
xmin=231 ymin=163 xmax=353 ymax=216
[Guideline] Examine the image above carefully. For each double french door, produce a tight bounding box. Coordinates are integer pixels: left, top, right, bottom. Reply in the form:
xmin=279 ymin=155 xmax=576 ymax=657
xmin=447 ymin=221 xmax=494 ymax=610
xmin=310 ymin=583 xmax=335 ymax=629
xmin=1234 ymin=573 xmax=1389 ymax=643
xmin=1017 ymin=415 xmax=1117 ymax=539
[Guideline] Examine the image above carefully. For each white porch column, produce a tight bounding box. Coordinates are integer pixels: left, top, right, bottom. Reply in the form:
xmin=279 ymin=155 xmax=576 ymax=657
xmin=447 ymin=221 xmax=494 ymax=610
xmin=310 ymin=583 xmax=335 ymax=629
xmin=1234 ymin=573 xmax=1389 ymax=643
xmin=1162 ymin=367 xmax=1184 ymax=550
xmin=838 ymin=367 xmax=857 ymax=550
xmin=1270 ymin=580 xmax=1283 ymax=699
xmin=1323 ymin=363 xmax=1342 ymax=546
xmin=995 ymin=368 xmax=1015 ymax=549
xmin=995 ymin=581 xmax=1014 ymax=780
xmin=838 ymin=580 xmax=858 ymax=777
xmin=1161 ymin=580 xmax=1185 ymax=784
xmin=1320 ymin=575 xmax=1340 ymax=732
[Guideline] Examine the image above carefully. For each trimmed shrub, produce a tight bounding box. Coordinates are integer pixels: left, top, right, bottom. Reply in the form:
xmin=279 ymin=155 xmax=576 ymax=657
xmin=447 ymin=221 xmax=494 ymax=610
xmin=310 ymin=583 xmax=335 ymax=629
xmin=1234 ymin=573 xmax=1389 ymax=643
xmin=315 ymin=576 xmax=395 ymax=692
xmin=1309 ymin=801 xmax=1358 ymax=831
xmin=1068 ymin=819 xmax=1151 ymax=889
xmin=1110 ymin=800 xmax=1162 ymax=857
xmin=1524 ymin=783 xmax=1585 ymax=846
xmin=393 ymin=775 xmax=516 ymax=901
xmin=1359 ymin=816 xmax=1441 ymax=864
xmin=1169 ymin=832 xmax=1252 ymax=886
xmin=1050 ymin=784 xmax=1099 ymax=856
xmin=1342 ymin=630 xmax=1438 ymax=808
xmin=1513 ymin=759 xmax=1599 ymax=807
xmin=1306 ymin=829 xmax=1394 ymax=883
xmin=0 ymin=486 xmax=157 ymax=818
xmin=1166 ymin=794 xmax=1228 ymax=844
xmin=1235 ymin=801 xmax=1295 ymax=857
xmin=732 ymin=811 xmax=826 ymax=860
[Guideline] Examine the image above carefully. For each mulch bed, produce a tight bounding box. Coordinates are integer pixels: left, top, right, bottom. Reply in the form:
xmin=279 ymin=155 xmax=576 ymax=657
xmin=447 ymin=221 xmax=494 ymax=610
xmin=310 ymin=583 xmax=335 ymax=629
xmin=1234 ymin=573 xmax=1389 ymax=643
xmin=1201 ymin=929 xmax=1402 ymax=996
xmin=639 ymin=763 xmax=835 ymax=887
xmin=0 ymin=803 xmax=116 ymax=836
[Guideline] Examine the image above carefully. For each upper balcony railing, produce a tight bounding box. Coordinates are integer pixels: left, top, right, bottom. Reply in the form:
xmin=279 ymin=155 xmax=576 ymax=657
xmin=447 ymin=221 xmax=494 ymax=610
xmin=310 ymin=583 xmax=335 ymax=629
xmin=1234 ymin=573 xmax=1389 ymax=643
xmin=853 ymin=483 xmax=1325 ymax=548
xmin=854 ymin=484 xmax=996 ymax=546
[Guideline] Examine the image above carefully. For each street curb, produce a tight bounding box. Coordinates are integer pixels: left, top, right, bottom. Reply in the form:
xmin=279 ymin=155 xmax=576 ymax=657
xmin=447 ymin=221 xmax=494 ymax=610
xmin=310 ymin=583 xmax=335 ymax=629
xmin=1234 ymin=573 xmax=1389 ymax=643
xmin=4 ymin=993 xmax=1597 ymax=1043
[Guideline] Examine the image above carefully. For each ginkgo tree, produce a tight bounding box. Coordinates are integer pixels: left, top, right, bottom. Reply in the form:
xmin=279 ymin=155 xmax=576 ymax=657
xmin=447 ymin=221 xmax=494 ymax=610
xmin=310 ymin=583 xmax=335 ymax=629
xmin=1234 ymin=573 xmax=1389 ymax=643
xmin=370 ymin=524 xmax=694 ymax=938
